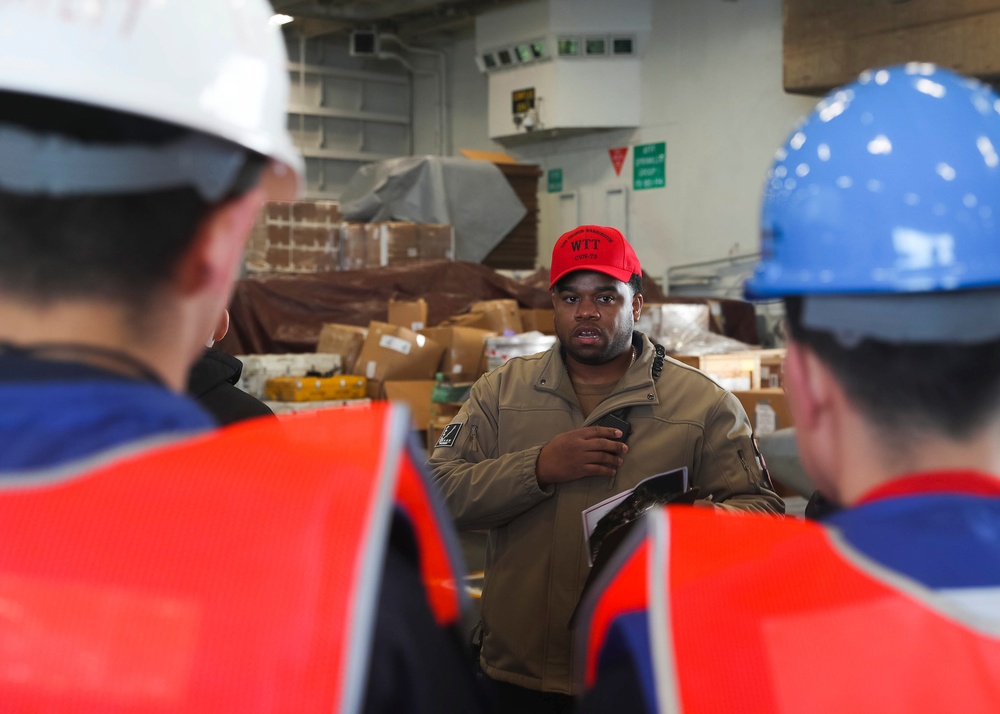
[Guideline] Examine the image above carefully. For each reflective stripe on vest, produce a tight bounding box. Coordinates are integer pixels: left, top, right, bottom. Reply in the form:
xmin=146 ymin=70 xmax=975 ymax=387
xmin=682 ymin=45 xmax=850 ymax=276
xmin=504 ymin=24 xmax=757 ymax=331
xmin=0 ymin=401 xmax=465 ymax=713
xmin=579 ymin=506 xmax=1000 ymax=714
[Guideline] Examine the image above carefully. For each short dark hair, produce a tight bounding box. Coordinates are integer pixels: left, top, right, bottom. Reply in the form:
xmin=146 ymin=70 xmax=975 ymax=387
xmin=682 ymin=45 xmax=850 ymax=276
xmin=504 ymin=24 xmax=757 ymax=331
xmin=627 ymin=273 xmax=643 ymax=298
xmin=784 ymin=296 xmax=1000 ymax=439
xmin=0 ymin=91 xmax=265 ymax=308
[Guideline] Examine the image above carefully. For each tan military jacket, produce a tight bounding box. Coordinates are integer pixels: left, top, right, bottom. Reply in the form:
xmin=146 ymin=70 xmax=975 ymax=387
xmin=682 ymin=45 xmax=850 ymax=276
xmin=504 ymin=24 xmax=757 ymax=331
xmin=429 ymin=333 xmax=784 ymax=695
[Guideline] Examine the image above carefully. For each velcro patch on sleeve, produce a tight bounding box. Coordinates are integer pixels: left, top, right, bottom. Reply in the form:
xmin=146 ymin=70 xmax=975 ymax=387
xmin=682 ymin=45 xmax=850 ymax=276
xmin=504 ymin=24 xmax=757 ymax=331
xmin=435 ymin=423 xmax=463 ymax=448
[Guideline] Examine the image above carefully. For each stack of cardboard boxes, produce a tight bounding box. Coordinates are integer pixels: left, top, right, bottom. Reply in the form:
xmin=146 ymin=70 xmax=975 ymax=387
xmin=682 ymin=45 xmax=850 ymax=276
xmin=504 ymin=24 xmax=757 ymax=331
xmin=241 ymin=293 xmax=792 ymax=449
xmin=305 ymin=298 xmax=555 ymax=446
xmin=670 ymin=349 xmax=790 ymax=434
xmin=244 ymin=199 xmax=455 ymax=274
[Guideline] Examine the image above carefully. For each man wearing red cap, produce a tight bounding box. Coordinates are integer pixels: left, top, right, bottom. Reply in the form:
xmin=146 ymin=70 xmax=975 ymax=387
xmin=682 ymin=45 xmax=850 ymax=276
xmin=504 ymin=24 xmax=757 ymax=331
xmin=429 ymin=225 xmax=783 ymax=713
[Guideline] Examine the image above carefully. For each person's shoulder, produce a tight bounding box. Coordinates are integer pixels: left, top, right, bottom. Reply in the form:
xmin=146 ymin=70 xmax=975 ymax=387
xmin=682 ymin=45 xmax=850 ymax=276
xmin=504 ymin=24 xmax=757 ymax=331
xmin=187 ymin=348 xmax=242 ymax=395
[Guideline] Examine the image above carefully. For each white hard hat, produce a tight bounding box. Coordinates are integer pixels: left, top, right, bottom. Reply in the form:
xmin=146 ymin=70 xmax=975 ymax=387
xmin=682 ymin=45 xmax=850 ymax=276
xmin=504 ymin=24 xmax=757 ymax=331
xmin=0 ymin=0 xmax=303 ymax=201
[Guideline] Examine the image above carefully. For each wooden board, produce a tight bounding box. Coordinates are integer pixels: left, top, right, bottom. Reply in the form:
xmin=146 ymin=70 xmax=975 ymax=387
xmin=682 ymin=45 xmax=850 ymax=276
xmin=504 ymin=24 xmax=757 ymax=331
xmin=784 ymin=0 xmax=1000 ymax=95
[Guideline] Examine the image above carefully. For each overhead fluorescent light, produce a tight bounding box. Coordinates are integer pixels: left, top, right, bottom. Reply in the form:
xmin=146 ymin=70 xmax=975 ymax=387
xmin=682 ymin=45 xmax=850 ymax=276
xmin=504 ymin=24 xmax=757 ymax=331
xmin=270 ymin=14 xmax=293 ymax=26
xmin=612 ymin=36 xmax=635 ymax=56
xmin=557 ymin=37 xmax=580 ymax=57
xmin=476 ymin=52 xmax=498 ymax=72
xmin=585 ymin=36 xmax=608 ymax=56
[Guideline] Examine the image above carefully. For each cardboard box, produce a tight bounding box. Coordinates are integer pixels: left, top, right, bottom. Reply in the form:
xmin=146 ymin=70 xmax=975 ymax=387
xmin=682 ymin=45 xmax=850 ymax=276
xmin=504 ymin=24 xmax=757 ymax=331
xmin=246 ymin=200 xmax=342 ymax=274
xmin=383 ymin=380 xmax=437 ymax=431
xmin=673 ymin=351 xmax=763 ymax=392
xmin=265 ymin=242 xmax=291 ymax=271
xmin=468 ymin=299 xmax=523 ymax=335
xmin=235 ymin=353 xmax=343 ymax=399
xmin=420 ymin=326 xmax=496 ymax=381
xmin=418 ymin=223 xmax=454 ymax=260
xmin=264 ymin=375 xmax=367 ymax=402
xmin=265 ymin=201 xmax=292 ymax=222
xmin=388 ymin=298 xmax=428 ymax=332
xmin=314 ymin=201 xmax=341 ymax=224
xmin=340 ymin=222 xmax=383 ymax=269
xmin=732 ymin=388 xmax=793 ymax=436
xmin=759 ymin=349 xmax=786 ymax=389
xmin=519 ymin=308 xmax=555 ymax=335
xmin=290 ymin=245 xmax=339 ymax=273
xmin=355 ymin=321 xmax=445 ymax=398
xmin=316 ymin=323 xmax=368 ymax=374
xmin=376 ymin=222 xmax=420 ymax=266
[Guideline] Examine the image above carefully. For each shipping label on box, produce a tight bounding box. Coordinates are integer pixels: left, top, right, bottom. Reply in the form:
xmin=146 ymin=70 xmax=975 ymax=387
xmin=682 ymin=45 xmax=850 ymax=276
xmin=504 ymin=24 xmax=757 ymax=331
xmin=355 ymin=321 xmax=445 ymax=389
xmin=379 ymin=334 xmax=412 ymax=355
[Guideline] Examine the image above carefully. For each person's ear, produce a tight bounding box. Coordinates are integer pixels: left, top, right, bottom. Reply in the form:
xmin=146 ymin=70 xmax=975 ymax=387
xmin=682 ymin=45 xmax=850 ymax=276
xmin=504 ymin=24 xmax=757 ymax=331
xmin=783 ymin=338 xmax=839 ymax=433
xmin=632 ymin=292 xmax=643 ymax=321
xmin=174 ymin=187 xmax=265 ymax=297
xmin=212 ymin=308 xmax=231 ymax=344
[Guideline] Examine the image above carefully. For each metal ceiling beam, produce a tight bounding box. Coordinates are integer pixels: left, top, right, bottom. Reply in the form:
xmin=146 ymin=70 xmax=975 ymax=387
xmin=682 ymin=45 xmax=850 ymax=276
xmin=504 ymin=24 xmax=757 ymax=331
xmin=271 ymin=0 xmax=474 ymax=23
xmin=272 ymin=0 xmax=534 ymax=36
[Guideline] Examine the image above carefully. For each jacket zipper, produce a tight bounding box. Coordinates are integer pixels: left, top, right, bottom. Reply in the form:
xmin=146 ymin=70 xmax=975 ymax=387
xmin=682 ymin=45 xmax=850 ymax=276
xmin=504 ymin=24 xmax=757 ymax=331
xmin=738 ymin=448 xmax=753 ymax=482
xmin=470 ymin=425 xmax=480 ymax=454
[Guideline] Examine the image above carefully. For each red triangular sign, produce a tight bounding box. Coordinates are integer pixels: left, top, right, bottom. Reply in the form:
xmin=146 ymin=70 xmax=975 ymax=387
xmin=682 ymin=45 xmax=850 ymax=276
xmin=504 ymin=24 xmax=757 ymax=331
xmin=609 ymin=147 xmax=628 ymax=176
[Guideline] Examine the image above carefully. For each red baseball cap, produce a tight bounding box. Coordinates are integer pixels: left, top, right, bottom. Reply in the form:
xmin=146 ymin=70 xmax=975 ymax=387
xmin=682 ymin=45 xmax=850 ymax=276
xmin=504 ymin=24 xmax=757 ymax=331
xmin=549 ymin=225 xmax=641 ymax=288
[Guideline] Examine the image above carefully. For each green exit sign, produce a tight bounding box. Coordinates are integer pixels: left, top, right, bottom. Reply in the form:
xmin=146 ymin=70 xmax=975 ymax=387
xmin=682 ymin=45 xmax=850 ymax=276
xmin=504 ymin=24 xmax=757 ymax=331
xmin=633 ymin=142 xmax=666 ymax=190
xmin=547 ymin=168 xmax=563 ymax=193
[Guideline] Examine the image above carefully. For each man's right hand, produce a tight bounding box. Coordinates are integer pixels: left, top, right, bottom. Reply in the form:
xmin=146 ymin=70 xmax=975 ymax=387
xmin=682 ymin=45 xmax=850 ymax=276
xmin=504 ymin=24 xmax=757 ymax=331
xmin=535 ymin=427 xmax=629 ymax=485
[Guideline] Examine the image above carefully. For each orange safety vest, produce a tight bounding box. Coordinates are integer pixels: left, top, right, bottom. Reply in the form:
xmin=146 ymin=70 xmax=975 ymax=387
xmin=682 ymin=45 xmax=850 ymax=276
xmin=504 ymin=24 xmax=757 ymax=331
xmin=0 ymin=402 xmax=465 ymax=713
xmin=579 ymin=506 xmax=1000 ymax=713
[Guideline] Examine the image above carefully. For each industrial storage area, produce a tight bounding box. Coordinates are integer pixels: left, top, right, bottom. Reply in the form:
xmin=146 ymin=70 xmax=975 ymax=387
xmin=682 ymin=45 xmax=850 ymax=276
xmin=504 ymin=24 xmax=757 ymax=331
xmin=1 ymin=0 xmax=1000 ymax=711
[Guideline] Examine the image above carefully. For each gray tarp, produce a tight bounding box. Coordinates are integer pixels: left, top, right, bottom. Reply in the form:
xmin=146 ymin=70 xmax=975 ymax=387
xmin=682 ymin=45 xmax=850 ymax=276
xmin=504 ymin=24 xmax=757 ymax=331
xmin=338 ymin=155 xmax=527 ymax=263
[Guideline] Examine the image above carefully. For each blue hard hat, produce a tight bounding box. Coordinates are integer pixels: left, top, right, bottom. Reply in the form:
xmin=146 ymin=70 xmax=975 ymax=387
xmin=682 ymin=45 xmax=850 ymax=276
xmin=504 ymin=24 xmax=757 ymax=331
xmin=745 ymin=64 xmax=1000 ymax=299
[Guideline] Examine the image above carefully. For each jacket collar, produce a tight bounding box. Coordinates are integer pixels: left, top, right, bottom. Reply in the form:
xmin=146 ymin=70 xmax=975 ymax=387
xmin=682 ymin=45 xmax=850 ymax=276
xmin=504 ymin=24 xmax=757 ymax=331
xmin=534 ymin=331 xmax=660 ymax=412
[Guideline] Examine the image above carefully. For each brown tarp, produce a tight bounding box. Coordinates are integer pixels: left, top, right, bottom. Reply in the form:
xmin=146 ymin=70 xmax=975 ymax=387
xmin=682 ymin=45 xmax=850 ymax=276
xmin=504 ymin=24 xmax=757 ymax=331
xmin=218 ymin=259 xmax=684 ymax=355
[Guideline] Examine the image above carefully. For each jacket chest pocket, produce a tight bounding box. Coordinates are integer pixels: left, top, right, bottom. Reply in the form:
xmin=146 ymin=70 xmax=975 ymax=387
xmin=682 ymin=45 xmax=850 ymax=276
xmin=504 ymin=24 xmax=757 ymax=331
xmin=496 ymin=409 xmax=580 ymax=454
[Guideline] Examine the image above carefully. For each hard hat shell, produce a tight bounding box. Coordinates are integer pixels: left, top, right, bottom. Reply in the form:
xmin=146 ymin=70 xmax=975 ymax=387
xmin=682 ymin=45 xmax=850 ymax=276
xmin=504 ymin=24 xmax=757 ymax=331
xmin=746 ymin=64 xmax=1000 ymax=299
xmin=0 ymin=0 xmax=302 ymax=198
